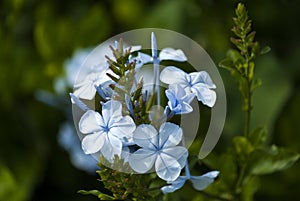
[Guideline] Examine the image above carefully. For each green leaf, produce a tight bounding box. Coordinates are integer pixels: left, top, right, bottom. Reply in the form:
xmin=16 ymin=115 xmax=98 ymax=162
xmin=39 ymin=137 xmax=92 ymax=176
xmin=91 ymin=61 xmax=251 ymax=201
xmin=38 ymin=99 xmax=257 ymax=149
xmin=233 ymin=136 xmax=254 ymax=163
xmin=218 ymin=58 xmax=235 ymax=71
xmin=98 ymin=193 xmax=116 ymax=200
xmin=77 ymin=190 xmax=102 ymax=197
xmin=227 ymin=49 xmax=244 ymax=64
xmin=0 ymin=164 xmax=17 ymax=200
xmin=245 ymin=31 xmax=256 ymax=44
xmin=249 ymin=127 xmax=267 ymax=147
xmin=78 ymin=190 xmax=116 ymax=200
xmin=260 ymin=46 xmax=271 ymax=55
xmin=250 ymin=78 xmax=262 ymax=93
xmin=249 ymin=145 xmax=300 ymax=175
xmin=248 ymin=62 xmax=254 ymax=81
xmin=241 ymin=176 xmax=260 ymax=201
xmin=238 ymin=77 xmax=248 ymax=100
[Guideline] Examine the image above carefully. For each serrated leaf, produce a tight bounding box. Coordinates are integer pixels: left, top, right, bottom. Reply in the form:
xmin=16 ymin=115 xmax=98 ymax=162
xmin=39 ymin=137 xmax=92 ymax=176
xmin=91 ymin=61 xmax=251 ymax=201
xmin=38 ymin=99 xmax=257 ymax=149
xmin=249 ymin=145 xmax=300 ymax=175
xmin=249 ymin=126 xmax=267 ymax=147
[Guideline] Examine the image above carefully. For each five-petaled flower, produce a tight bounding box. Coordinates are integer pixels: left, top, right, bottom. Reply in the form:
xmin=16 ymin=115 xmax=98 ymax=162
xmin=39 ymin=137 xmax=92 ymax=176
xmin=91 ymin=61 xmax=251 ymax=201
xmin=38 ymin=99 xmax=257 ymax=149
xmin=71 ymin=33 xmax=219 ymax=195
xmin=73 ymin=65 xmax=112 ymax=100
xmin=79 ymin=100 xmax=136 ymax=162
xmin=160 ymin=66 xmax=217 ymax=107
xmin=129 ymin=122 xmax=188 ymax=182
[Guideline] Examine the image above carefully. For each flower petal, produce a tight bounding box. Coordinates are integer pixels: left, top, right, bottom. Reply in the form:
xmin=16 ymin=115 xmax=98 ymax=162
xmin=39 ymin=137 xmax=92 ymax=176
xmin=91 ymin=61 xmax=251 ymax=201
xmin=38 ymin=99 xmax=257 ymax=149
xmin=125 ymin=45 xmax=141 ymax=52
xmin=73 ymin=79 xmax=97 ymax=100
xmin=79 ymin=110 xmax=104 ymax=134
xmin=189 ymin=71 xmax=216 ymax=88
xmin=129 ymin=148 xmax=157 ymax=173
xmin=109 ymin=115 xmax=136 ymax=139
xmin=74 ymin=72 xmax=110 ymax=100
xmin=190 ymin=171 xmax=219 ymax=190
xmin=151 ymin=32 xmax=158 ymax=58
xmin=159 ymin=123 xmax=183 ymax=148
xmin=161 ymin=176 xmax=186 ymax=194
xmin=169 ymin=84 xmax=186 ymax=99
xmin=102 ymin=100 xmax=123 ymax=124
xmin=191 ymin=83 xmax=217 ymax=107
xmin=132 ymin=52 xmax=153 ymax=69
xmin=155 ymin=152 xmax=182 ymax=182
xmin=133 ymin=124 xmax=158 ymax=150
xmin=101 ymin=134 xmax=123 ymax=162
xmin=160 ymin=66 xmax=188 ymax=86
xmin=159 ymin=48 xmax=187 ymax=62
xmin=162 ymin=146 xmax=188 ymax=169
xmin=179 ymin=102 xmax=193 ymax=114
xmin=81 ymin=132 xmax=105 ymax=154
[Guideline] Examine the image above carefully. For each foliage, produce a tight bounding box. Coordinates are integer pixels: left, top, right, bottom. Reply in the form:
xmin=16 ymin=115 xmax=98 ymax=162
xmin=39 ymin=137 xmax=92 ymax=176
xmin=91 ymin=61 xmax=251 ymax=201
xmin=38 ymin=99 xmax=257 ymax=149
xmin=1 ymin=1 xmax=300 ymax=201
xmin=209 ymin=3 xmax=300 ymax=201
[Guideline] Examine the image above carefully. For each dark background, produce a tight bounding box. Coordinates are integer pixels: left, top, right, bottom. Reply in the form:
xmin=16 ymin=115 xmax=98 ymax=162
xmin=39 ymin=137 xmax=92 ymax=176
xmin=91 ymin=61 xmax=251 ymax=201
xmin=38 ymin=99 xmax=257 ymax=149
xmin=0 ymin=0 xmax=299 ymax=200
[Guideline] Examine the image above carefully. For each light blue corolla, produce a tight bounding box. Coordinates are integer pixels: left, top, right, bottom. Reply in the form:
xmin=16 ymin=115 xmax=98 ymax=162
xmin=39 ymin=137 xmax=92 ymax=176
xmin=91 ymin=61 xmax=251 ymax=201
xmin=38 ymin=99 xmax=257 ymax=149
xmin=129 ymin=122 xmax=188 ymax=182
xmin=79 ymin=100 xmax=136 ymax=162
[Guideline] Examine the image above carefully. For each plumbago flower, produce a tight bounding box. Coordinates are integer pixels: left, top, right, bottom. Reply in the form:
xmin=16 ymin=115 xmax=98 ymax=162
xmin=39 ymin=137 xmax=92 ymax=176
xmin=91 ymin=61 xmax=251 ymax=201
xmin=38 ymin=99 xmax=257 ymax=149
xmin=70 ymin=33 xmax=219 ymax=199
xmin=165 ymin=84 xmax=195 ymax=115
xmin=161 ymin=168 xmax=219 ymax=193
xmin=79 ymin=100 xmax=136 ymax=162
xmin=73 ymin=42 xmax=141 ymax=100
xmin=129 ymin=122 xmax=188 ymax=182
xmin=160 ymin=66 xmax=217 ymax=107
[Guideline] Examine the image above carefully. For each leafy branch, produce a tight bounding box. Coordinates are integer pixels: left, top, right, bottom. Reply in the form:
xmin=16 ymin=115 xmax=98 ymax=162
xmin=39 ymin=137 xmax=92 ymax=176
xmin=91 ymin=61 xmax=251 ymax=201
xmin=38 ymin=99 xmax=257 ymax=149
xmin=217 ymin=3 xmax=299 ymax=201
xmin=219 ymin=3 xmax=269 ymax=137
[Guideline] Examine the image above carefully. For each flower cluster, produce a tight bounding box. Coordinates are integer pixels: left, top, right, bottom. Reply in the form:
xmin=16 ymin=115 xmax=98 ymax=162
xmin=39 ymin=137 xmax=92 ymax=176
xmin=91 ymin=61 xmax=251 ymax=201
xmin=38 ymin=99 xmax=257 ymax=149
xmin=70 ymin=33 xmax=219 ymax=193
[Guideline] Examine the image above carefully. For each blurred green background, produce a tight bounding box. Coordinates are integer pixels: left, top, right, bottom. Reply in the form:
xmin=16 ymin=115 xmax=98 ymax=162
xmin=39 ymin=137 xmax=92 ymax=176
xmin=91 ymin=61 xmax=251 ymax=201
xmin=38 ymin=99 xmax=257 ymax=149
xmin=0 ymin=0 xmax=299 ymax=200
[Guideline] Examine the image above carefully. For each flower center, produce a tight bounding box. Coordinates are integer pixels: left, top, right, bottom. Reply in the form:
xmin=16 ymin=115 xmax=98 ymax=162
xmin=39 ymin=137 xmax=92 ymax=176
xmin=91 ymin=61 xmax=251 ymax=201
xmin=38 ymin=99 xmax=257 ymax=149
xmin=101 ymin=125 xmax=110 ymax=133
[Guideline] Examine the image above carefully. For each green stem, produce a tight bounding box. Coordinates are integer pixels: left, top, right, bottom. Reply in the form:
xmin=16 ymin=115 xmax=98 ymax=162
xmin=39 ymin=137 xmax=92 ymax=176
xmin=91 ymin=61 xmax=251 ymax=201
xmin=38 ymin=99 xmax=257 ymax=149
xmin=234 ymin=165 xmax=246 ymax=198
xmin=244 ymin=80 xmax=251 ymax=137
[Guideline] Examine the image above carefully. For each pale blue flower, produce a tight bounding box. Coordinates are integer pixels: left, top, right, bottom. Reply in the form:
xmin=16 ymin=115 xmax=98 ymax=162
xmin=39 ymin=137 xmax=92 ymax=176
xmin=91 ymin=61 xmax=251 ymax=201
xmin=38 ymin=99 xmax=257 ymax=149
xmin=79 ymin=100 xmax=136 ymax=162
xmin=161 ymin=170 xmax=219 ymax=194
xmin=165 ymin=84 xmax=195 ymax=114
xmin=73 ymin=64 xmax=112 ymax=100
xmin=160 ymin=66 xmax=217 ymax=107
xmin=95 ymin=80 xmax=114 ymax=100
xmin=131 ymin=48 xmax=187 ymax=69
xmin=69 ymin=93 xmax=90 ymax=111
xmin=129 ymin=122 xmax=188 ymax=182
